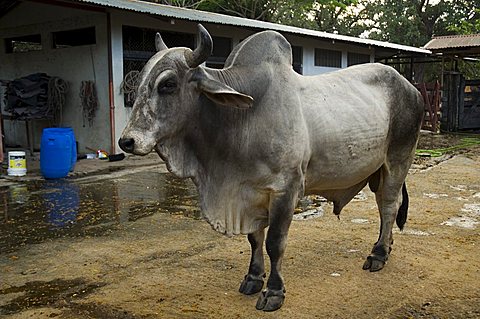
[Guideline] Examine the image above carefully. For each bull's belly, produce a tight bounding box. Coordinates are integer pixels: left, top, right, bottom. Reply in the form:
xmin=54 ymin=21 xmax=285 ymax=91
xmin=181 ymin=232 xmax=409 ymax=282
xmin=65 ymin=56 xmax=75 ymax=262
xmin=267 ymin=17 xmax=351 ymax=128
xmin=304 ymin=141 xmax=387 ymax=192
xmin=304 ymin=163 xmax=379 ymax=194
xmin=302 ymin=104 xmax=389 ymax=192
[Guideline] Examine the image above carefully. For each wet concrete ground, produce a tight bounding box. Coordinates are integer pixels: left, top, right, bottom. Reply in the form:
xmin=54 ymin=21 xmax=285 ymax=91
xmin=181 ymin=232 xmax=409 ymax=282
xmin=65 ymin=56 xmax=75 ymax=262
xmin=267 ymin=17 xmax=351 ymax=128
xmin=0 ymin=161 xmax=327 ymax=318
xmin=0 ymin=164 xmax=203 ymax=317
xmin=0 ymin=151 xmax=479 ymax=318
xmin=1 ymin=167 xmax=199 ymax=255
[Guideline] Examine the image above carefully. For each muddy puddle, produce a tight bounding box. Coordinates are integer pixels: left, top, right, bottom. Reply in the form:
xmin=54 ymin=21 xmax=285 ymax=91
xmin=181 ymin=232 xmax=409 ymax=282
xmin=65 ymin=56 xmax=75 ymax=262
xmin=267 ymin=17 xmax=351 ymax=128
xmin=0 ymin=278 xmax=106 ymax=316
xmin=0 ymin=172 xmax=199 ymax=254
xmin=0 ymin=171 xmax=329 ymax=255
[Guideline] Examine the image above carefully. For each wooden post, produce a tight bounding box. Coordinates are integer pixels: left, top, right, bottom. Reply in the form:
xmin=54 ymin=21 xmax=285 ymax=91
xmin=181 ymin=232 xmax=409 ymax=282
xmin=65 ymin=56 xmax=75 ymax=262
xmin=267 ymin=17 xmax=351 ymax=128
xmin=432 ymin=81 xmax=440 ymax=132
xmin=410 ymin=57 xmax=414 ymax=83
xmin=0 ymin=112 xmax=3 ymax=163
xmin=25 ymin=120 xmax=35 ymax=156
xmin=442 ymin=72 xmax=462 ymax=132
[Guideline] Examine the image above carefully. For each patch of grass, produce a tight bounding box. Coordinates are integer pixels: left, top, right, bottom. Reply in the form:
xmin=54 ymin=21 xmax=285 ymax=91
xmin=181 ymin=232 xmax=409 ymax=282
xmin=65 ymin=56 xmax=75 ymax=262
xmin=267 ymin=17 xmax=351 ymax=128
xmin=416 ymin=137 xmax=480 ymax=157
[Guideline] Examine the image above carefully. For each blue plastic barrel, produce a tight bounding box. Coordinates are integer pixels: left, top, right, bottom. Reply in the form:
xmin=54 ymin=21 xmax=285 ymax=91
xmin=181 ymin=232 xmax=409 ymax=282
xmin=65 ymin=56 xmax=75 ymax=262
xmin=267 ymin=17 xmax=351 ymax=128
xmin=64 ymin=127 xmax=77 ymax=171
xmin=40 ymin=128 xmax=76 ymax=179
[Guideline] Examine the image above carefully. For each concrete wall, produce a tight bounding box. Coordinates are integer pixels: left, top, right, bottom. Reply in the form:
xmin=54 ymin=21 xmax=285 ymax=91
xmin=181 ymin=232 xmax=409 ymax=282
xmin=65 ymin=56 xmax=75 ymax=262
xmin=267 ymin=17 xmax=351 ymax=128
xmin=1 ymin=3 xmax=376 ymax=155
xmin=286 ymin=35 xmax=375 ymax=76
xmin=0 ymin=2 xmax=110 ymax=153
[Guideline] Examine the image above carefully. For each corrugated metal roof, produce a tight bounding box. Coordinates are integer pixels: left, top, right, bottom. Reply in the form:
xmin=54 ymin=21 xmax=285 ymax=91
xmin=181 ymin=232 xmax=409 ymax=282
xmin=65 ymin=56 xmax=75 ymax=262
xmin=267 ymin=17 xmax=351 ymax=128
xmin=423 ymin=34 xmax=480 ymax=50
xmin=75 ymin=0 xmax=430 ymax=55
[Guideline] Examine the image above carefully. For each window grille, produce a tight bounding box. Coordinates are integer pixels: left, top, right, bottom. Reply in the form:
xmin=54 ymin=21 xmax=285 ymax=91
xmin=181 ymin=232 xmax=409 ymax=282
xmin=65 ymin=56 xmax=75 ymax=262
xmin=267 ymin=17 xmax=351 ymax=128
xmin=314 ymin=48 xmax=341 ymax=68
xmin=292 ymin=46 xmax=303 ymax=74
xmin=52 ymin=27 xmax=96 ymax=48
xmin=206 ymin=36 xmax=231 ymax=69
xmin=347 ymin=52 xmax=370 ymax=66
xmin=5 ymin=34 xmax=42 ymax=53
xmin=122 ymin=26 xmax=194 ymax=107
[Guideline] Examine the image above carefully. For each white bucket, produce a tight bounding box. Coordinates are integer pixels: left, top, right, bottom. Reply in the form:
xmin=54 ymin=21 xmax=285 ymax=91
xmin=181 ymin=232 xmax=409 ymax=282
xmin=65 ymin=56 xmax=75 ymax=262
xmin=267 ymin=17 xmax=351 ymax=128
xmin=7 ymin=151 xmax=27 ymax=176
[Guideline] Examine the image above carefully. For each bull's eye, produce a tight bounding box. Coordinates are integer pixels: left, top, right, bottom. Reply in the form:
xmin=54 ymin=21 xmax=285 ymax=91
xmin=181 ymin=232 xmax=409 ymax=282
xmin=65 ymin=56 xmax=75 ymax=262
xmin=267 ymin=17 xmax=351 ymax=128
xmin=158 ymin=80 xmax=177 ymax=94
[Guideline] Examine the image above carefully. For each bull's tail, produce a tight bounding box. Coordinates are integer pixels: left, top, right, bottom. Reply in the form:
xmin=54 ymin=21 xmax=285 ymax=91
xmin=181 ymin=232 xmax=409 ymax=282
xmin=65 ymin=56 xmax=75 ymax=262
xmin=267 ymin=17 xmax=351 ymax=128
xmin=396 ymin=183 xmax=409 ymax=230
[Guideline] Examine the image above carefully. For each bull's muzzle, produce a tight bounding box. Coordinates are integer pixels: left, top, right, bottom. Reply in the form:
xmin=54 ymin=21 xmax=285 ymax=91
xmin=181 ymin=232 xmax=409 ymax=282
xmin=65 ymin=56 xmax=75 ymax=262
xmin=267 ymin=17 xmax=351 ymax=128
xmin=118 ymin=137 xmax=135 ymax=153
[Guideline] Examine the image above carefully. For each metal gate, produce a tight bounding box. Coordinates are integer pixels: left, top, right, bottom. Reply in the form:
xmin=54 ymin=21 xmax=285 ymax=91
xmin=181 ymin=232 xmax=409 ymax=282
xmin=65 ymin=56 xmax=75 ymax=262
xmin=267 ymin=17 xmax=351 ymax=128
xmin=442 ymin=72 xmax=480 ymax=131
xmin=461 ymin=79 xmax=480 ymax=129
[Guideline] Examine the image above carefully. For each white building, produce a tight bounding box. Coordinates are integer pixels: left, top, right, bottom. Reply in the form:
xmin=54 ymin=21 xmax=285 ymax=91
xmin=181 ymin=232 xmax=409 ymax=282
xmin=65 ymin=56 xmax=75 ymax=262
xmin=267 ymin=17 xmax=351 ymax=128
xmin=0 ymin=0 xmax=430 ymax=155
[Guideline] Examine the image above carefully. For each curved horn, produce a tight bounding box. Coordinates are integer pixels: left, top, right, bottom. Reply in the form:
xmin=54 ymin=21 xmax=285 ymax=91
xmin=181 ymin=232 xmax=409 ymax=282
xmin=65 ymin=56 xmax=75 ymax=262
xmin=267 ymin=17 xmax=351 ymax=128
xmin=185 ymin=24 xmax=212 ymax=68
xmin=155 ymin=32 xmax=168 ymax=52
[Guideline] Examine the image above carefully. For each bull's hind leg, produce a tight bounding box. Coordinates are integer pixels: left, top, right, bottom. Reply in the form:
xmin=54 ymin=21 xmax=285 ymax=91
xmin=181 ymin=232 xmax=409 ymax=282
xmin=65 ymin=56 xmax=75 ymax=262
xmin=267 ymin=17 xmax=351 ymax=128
xmin=239 ymin=229 xmax=265 ymax=295
xmin=363 ymin=167 xmax=407 ymax=272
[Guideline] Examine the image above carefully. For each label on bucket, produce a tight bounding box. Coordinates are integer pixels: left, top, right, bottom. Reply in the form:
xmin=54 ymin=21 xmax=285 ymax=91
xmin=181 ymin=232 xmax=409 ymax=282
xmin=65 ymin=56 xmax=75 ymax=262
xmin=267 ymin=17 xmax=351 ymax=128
xmin=10 ymin=156 xmax=26 ymax=169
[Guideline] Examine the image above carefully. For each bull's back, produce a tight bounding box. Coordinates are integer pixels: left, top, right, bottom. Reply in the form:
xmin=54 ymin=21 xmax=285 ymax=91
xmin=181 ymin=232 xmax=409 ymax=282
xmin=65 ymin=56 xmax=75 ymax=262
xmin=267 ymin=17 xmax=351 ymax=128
xmin=299 ymin=63 xmax=419 ymax=191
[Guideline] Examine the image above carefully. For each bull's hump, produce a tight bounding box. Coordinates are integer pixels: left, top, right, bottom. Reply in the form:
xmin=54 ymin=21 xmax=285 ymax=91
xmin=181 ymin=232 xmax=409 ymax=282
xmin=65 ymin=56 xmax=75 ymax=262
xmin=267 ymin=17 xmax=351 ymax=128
xmin=225 ymin=31 xmax=292 ymax=67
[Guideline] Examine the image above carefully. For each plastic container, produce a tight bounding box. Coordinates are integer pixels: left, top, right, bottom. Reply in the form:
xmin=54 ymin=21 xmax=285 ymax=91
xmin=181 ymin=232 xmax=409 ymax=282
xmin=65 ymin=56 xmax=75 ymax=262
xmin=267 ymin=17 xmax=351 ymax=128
xmin=64 ymin=127 xmax=77 ymax=171
xmin=7 ymin=151 xmax=27 ymax=176
xmin=40 ymin=128 xmax=75 ymax=179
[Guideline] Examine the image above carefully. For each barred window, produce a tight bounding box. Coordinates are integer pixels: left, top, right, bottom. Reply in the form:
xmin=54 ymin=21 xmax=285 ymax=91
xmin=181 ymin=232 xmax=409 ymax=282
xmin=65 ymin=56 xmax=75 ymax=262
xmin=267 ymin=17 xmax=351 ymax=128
xmin=122 ymin=25 xmax=194 ymax=57
xmin=347 ymin=52 xmax=370 ymax=66
xmin=292 ymin=45 xmax=303 ymax=74
xmin=314 ymin=48 xmax=341 ymax=68
xmin=206 ymin=36 xmax=232 ymax=69
xmin=122 ymin=26 xmax=195 ymax=107
xmin=5 ymin=34 xmax=42 ymax=53
xmin=53 ymin=27 xmax=96 ymax=48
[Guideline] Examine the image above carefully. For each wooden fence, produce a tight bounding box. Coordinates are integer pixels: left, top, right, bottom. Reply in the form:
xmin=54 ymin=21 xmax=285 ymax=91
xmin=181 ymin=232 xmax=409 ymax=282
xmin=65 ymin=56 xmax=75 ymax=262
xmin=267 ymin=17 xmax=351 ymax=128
xmin=415 ymin=81 xmax=441 ymax=132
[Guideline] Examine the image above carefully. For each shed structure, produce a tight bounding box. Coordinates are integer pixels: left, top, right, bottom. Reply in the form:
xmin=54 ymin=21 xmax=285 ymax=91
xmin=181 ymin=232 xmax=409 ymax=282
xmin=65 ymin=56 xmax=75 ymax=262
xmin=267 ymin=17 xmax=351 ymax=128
xmin=423 ymin=34 xmax=480 ymax=132
xmin=423 ymin=33 xmax=480 ymax=57
xmin=0 ymin=0 xmax=431 ymax=156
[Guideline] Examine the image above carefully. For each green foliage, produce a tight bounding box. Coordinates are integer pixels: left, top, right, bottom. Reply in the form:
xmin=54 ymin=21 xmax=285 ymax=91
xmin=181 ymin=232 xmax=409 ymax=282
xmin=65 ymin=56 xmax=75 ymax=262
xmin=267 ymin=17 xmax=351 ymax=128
xmin=446 ymin=7 xmax=480 ymax=35
xmin=196 ymin=0 xmax=316 ymax=23
xmin=269 ymin=1 xmax=317 ymax=29
xmin=346 ymin=0 xmax=479 ymax=45
xmin=196 ymin=0 xmax=272 ymax=20
xmin=351 ymin=0 xmax=449 ymax=47
xmin=312 ymin=0 xmax=362 ymax=34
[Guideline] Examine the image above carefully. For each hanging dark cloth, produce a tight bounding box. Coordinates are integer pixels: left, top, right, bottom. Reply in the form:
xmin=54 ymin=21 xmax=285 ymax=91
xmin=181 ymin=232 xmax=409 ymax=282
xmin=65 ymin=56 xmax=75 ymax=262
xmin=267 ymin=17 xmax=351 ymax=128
xmin=1 ymin=73 xmax=65 ymax=121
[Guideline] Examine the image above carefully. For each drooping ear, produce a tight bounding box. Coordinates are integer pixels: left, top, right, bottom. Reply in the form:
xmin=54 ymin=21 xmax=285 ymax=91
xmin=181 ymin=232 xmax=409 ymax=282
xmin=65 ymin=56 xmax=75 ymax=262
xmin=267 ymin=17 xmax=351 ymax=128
xmin=197 ymin=78 xmax=253 ymax=109
xmin=155 ymin=32 xmax=168 ymax=52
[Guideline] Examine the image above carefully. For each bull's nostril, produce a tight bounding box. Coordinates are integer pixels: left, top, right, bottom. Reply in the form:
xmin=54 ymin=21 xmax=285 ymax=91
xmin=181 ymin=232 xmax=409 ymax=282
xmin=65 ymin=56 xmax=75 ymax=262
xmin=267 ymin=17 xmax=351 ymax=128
xmin=119 ymin=137 xmax=135 ymax=153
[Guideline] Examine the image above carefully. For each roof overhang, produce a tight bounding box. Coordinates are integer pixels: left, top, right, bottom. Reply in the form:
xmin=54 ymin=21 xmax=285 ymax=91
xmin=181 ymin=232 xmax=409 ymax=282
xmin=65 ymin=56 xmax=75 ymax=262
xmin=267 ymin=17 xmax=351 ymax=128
xmin=77 ymin=0 xmax=430 ymax=56
xmin=423 ymin=34 xmax=480 ymax=58
xmin=2 ymin=0 xmax=431 ymax=57
xmin=429 ymin=48 xmax=480 ymax=58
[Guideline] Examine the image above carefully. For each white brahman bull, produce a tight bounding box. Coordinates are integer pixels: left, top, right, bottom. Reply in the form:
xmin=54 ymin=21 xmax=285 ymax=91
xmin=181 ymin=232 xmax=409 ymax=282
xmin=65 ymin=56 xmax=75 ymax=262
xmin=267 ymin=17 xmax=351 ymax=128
xmin=119 ymin=25 xmax=424 ymax=311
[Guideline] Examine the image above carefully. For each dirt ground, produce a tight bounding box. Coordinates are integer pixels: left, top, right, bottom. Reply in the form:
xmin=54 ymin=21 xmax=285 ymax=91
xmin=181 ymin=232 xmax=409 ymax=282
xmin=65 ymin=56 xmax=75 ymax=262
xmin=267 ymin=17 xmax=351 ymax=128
xmin=1 ymin=132 xmax=479 ymax=318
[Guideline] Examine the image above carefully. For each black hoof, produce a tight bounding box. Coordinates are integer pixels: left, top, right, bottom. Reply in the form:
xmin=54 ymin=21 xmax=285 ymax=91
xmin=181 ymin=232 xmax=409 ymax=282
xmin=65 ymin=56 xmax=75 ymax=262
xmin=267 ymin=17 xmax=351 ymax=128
xmin=362 ymin=255 xmax=386 ymax=272
xmin=255 ymin=288 xmax=285 ymax=311
xmin=239 ymin=274 xmax=264 ymax=295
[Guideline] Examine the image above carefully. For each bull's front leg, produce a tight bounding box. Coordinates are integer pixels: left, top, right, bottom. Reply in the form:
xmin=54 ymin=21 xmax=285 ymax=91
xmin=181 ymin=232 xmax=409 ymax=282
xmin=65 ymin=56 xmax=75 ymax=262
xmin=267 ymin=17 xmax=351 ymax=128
xmin=239 ymin=229 xmax=265 ymax=295
xmin=255 ymin=190 xmax=296 ymax=312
